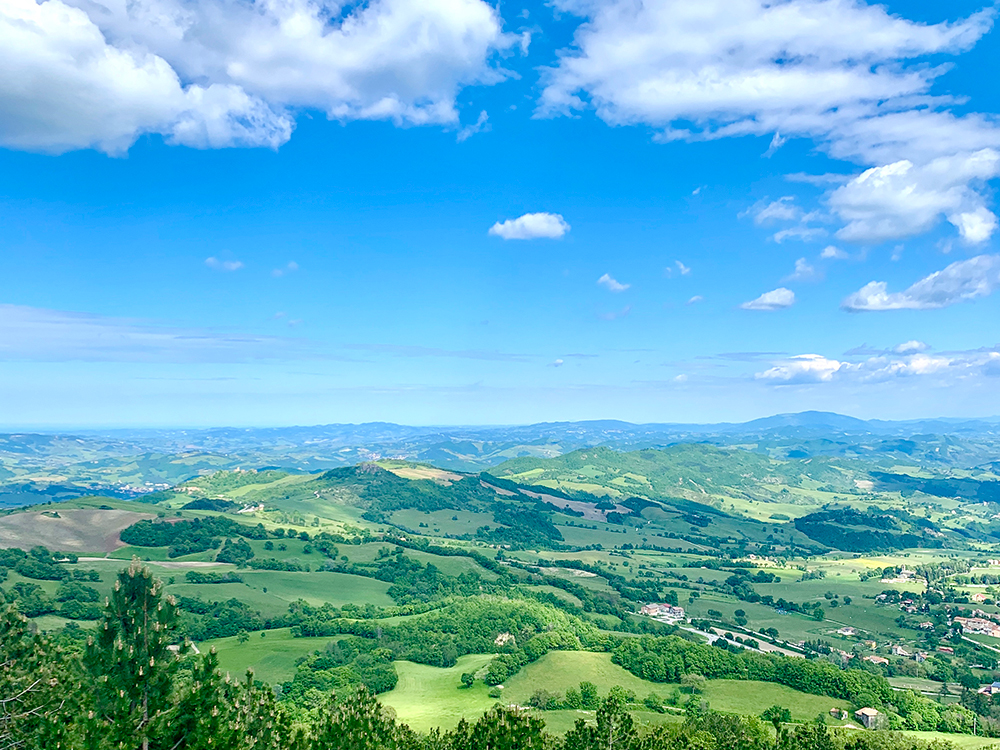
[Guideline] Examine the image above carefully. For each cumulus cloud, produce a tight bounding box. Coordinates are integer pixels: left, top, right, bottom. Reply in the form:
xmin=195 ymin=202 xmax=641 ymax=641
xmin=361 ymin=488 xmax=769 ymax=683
xmin=740 ymin=287 xmax=795 ymax=311
xmin=830 ymin=150 xmax=1000 ymax=244
xmin=755 ymin=347 xmax=984 ymax=384
xmin=538 ymin=0 xmax=1000 ymax=244
xmin=756 ymin=354 xmax=843 ymax=383
xmin=597 ymin=273 xmax=630 ymax=292
xmin=489 ymin=212 xmax=570 ymax=240
xmin=540 ymin=0 xmax=992 ymax=148
xmin=841 ymin=254 xmax=1000 ymax=311
xmin=821 ymin=245 xmax=848 ymax=259
xmin=0 ymin=0 xmax=512 ymax=154
xmin=205 ymin=256 xmax=244 ymax=271
xmin=0 ymin=0 xmax=291 ymax=154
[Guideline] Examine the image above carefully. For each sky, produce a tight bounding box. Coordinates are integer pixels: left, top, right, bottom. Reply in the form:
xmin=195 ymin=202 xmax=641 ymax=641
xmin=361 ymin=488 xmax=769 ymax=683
xmin=1 ymin=0 xmax=999 ymax=428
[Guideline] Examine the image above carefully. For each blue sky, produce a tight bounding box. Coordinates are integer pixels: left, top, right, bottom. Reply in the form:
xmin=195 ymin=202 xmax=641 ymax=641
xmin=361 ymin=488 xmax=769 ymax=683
xmin=0 ymin=0 xmax=999 ymax=427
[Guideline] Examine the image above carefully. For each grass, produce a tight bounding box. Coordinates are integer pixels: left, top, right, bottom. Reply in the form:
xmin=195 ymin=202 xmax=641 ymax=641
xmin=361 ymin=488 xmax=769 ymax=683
xmin=503 ymin=652 xmax=852 ymax=723
xmin=202 ymin=628 xmax=339 ymax=685
xmin=894 ymin=731 xmax=1000 ymax=750
xmin=239 ymin=570 xmax=395 ymax=608
xmin=378 ymin=655 xmax=497 ymax=732
xmin=377 ymin=651 xmax=854 ymax=734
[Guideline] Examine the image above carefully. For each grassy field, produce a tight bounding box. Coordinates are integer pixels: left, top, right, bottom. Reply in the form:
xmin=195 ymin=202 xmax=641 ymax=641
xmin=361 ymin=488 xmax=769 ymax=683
xmin=379 ymin=655 xmax=497 ymax=731
xmin=202 ymin=628 xmax=339 ymax=685
xmin=377 ymin=651 xmax=853 ymax=733
xmin=503 ymin=652 xmax=851 ymax=723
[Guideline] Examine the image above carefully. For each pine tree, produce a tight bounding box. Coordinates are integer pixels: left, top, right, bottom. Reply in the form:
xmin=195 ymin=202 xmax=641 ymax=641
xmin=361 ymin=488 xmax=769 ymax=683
xmin=312 ymin=686 xmax=416 ymax=750
xmin=230 ymin=671 xmax=299 ymax=750
xmin=0 ymin=606 xmax=86 ymax=749
xmin=85 ymin=559 xmax=180 ymax=750
xmin=168 ymin=649 xmax=233 ymax=750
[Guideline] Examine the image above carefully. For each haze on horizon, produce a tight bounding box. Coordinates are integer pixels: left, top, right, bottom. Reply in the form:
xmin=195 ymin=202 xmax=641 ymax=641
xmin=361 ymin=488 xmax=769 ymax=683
xmin=1 ymin=0 xmax=999 ymax=428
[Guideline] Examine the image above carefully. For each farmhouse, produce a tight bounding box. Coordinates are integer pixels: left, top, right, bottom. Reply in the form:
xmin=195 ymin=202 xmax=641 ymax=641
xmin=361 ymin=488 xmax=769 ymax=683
xmin=855 ymin=708 xmax=883 ymax=729
xmin=640 ymin=603 xmax=686 ymax=622
xmin=978 ymin=682 xmax=1000 ymax=695
xmin=863 ymin=655 xmax=889 ymax=666
xmin=953 ymin=616 xmax=1000 ymax=638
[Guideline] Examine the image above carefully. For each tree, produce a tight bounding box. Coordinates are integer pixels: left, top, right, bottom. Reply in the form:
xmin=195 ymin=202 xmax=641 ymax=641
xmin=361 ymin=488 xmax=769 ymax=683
xmin=682 ymin=674 xmax=707 ymax=694
xmin=313 ymin=686 xmax=415 ymax=750
xmin=461 ymin=673 xmax=475 ymax=689
xmin=85 ymin=558 xmax=181 ymax=750
xmin=959 ymin=672 xmax=980 ymax=693
xmin=580 ymin=682 xmax=600 ymax=710
xmin=168 ymin=649 xmax=234 ymax=750
xmin=761 ymin=705 xmax=791 ymax=734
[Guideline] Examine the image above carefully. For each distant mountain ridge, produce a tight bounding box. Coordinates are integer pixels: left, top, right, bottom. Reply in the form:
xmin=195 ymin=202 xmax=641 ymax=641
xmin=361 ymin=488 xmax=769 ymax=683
xmin=1 ymin=411 xmax=1000 ymax=506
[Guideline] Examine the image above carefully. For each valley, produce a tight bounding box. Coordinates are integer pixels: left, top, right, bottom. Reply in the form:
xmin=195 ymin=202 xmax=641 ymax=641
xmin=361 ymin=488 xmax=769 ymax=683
xmin=5 ymin=417 xmax=1000 ymax=747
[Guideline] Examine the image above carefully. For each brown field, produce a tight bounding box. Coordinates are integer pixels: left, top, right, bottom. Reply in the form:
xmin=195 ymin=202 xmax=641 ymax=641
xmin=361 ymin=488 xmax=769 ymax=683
xmin=0 ymin=508 xmax=154 ymax=553
xmin=381 ymin=464 xmax=464 ymax=484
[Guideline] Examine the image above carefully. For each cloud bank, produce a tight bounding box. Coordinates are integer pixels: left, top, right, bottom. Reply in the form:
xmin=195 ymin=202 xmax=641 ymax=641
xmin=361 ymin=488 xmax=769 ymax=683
xmin=540 ymin=0 xmax=1000 ymax=244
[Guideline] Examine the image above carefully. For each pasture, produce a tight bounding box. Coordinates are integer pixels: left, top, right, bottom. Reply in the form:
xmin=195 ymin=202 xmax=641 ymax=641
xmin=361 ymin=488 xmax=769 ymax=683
xmin=203 ymin=628 xmax=340 ymax=685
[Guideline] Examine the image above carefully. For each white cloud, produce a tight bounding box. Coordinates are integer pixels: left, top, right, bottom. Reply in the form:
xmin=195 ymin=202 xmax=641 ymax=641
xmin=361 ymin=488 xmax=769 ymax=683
xmin=756 ymin=348 xmax=966 ymax=384
xmin=773 ymin=226 xmax=827 ymax=243
xmin=272 ymin=261 xmax=299 ymax=278
xmin=894 ymin=340 xmax=928 ymax=354
xmin=666 ymin=260 xmax=692 ymax=277
xmin=0 ymin=0 xmax=512 ymax=154
xmin=0 ymin=304 xmax=316 ymax=362
xmin=749 ymin=197 xmax=801 ymax=225
xmin=489 ymin=212 xmax=570 ymax=240
xmin=830 ymin=150 xmax=1000 ymax=244
xmin=597 ymin=273 xmax=630 ymax=292
xmin=0 ymin=0 xmax=291 ymax=154
xmin=687 ymin=295 xmax=703 ymax=305
xmin=550 ymin=358 xmax=565 ymax=367
xmin=741 ymin=287 xmax=795 ymax=311
xmin=539 ymin=0 xmax=993 ymax=149
xmin=457 ymin=110 xmax=490 ymax=142
xmin=820 ymin=245 xmax=848 ymax=259
xmin=757 ymin=354 xmax=843 ymax=384
xmin=205 ymin=256 xmax=244 ymax=271
xmin=841 ymin=254 xmax=1000 ymax=311
xmin=538 ymin=0 xmax=1000 ymax=245
xmin=784 ymin=257 xmax=819 ymax=281
xmin=763 ymin=132 xmax=787 ymax=158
